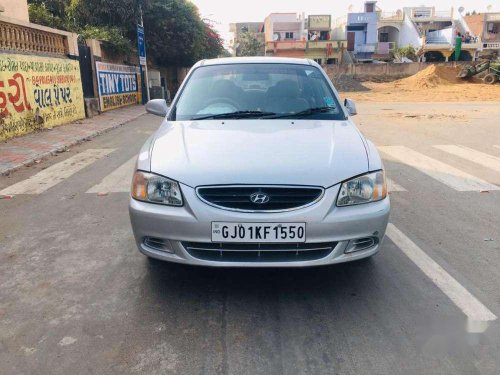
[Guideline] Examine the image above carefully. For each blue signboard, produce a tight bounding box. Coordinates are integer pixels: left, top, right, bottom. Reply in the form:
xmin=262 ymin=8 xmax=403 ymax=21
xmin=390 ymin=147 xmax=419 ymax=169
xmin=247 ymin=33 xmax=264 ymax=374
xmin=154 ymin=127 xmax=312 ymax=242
xmin=137 ymin=24 xmax=146 ymax=66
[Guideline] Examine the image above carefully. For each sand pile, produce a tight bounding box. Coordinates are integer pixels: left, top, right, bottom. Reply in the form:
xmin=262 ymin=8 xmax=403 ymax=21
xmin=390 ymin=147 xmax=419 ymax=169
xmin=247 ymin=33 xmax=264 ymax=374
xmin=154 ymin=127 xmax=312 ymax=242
xmin=392 ymin=65 xmax=464 ymax=89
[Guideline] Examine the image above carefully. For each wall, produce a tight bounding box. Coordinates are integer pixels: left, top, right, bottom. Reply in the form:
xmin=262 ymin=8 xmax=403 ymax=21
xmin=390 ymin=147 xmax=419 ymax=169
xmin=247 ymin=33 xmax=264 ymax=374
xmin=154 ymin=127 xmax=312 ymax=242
xmin=324 ymin=62 xmax=465 ymax=80
xmin=463 ymin=15 xmax=484 ymax=38
xmin=426 ymin=27 xmax=454 ymax=43
xmin=398 ymin=12 xmax=422 ymax=48
xmin=0 ymin=0 xmax=29 ymax=22
xmin=347 ymin=12 xmax=378 ymax=46
xmin=0 ymin=53 xmax=85 ymax=141
xmin=378 ymin=26 xmax=399 ymax=43
xmin=271 ymin=50 xmax=306 ymax=58
xmin=265 ymin=13 xmax=304 ymax=42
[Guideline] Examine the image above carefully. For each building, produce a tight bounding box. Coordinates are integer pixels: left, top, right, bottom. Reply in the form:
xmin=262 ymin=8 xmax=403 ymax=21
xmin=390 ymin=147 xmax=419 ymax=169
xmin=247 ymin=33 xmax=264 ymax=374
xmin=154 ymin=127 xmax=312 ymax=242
xmin=0 ymin=0 xmax=85 ymax=141
xmin=305 ymin=15 xmax=346 ymax=65
xmin=464 ymin=12 xmax=500 ymax=56
xmin=346 ymin=1 xmax=379 ymax=62
xmin=264 ymin=13 xmax=306 ymax=58
xmin=229 ymin=22 xmax=265 ymax=56
xmin=305 ymin=15 xmax=347 ymax=65
xmin=0 ymin=0 xmax=29 ymax=22
xmin=376 ymin=6 xmax=482 ymax=62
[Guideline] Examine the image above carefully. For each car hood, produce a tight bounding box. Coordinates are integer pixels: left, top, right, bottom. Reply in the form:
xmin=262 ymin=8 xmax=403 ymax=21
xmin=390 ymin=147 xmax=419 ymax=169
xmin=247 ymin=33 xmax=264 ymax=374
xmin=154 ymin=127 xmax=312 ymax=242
xmin=150 ymin=120 xmax=368 ymax=187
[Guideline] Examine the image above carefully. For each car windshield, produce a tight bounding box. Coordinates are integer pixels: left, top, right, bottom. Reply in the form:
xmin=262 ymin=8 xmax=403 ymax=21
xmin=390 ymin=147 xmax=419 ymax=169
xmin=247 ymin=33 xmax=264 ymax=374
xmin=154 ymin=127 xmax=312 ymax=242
xmin=172 ymin=63 xmax=345 ymax=121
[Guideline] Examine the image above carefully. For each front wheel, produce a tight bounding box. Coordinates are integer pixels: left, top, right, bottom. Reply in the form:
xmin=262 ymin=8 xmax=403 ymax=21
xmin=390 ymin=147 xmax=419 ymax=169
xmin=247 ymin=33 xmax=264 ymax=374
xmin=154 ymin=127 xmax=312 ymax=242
xmin=483 ymin=73 xmax=498 ymax=85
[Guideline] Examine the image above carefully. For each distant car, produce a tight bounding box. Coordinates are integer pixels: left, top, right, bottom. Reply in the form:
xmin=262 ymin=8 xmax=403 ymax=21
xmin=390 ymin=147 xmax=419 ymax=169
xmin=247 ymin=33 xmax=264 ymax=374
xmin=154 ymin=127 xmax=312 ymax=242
xmin=129 ymin=57 xmax=390 ymax=267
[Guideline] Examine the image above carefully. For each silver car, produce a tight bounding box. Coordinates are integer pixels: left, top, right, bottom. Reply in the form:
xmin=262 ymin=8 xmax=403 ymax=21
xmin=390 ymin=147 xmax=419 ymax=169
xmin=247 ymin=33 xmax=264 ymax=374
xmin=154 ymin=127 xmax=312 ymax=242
xmin=129 ymin=57 xmax=390 ymax=267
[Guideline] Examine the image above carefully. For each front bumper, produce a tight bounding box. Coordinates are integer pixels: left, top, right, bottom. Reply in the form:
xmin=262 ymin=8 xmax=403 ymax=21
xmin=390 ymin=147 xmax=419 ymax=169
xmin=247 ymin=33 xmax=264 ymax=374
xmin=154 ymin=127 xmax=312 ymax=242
xmin=129 ymin=183 xmax=390 ymax=267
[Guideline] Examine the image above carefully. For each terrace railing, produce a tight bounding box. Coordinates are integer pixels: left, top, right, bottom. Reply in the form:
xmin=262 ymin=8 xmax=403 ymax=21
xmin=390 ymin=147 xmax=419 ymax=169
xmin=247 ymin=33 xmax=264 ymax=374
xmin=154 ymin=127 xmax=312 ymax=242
xmin=0 ymin=19 xmax=67 ymax=55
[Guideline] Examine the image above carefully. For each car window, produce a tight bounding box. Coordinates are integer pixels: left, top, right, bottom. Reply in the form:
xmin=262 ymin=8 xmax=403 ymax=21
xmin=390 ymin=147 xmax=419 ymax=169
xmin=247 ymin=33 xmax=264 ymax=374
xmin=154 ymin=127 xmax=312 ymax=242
xmin=172 ymin=63 xmax=344 ymax=121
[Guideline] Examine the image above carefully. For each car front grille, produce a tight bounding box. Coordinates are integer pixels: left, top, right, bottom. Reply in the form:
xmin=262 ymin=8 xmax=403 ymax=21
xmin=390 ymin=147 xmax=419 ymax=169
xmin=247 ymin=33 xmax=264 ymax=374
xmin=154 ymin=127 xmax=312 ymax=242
xmin=182 ymin=242 xmax=337 ymax=262
xmin=196 ymin=185 xmax=324 ymax=212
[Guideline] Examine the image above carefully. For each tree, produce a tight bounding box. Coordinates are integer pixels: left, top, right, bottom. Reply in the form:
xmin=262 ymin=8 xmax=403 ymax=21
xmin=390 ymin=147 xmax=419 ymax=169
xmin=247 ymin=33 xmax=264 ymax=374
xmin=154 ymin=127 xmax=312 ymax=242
xmin=27 ymin=0 xmax=224 ymax=66
xmin=28 ymin=0 xmax=69 ymax=29
xmin=235 ymin=32 xmax=264 ymax=57
xmin=391 ymin=46 xmax=417 ymax=62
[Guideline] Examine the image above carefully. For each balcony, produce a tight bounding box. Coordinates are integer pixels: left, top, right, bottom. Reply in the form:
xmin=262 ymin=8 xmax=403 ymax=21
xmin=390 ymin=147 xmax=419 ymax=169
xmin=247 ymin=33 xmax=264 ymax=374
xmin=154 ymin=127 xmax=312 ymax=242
xmin=411 ymin=9 xmax=452 ymax=21
xmin=378 ymin=12 xmax=404 ymax=22
xmin=0 ymin=17 xmax=75 ymax=56
xmin=355 ymin=43 xmax=376 ymax=53
xmin=265 ymin=40 xmax=306 ymax=51
xmin=306 ymin=40 xmax=346 ymax=50
xmin=483 ymin=42 xmax=500 ymax=49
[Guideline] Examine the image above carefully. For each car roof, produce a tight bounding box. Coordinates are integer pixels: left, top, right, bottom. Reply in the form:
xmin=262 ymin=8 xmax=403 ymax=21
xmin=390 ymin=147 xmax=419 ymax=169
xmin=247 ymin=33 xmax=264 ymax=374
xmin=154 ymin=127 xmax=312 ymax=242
xmin=196 ymin=57 xmax=315 ymax=67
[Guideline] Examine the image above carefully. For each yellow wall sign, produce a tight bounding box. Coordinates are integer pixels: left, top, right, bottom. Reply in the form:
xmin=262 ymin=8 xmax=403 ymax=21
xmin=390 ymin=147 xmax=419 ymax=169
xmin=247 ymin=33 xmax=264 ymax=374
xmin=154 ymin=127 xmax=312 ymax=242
xmin=96 ymin=62 xmax=140 ymax=112
xmin=0 ymin=53 xmax=85 ymax=141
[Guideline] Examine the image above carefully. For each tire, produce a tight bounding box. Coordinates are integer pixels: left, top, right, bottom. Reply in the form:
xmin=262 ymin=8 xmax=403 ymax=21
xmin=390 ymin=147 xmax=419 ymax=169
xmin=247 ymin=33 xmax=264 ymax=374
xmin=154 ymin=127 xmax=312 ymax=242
xmin=483 ymin=73 xmax=497 ymax=85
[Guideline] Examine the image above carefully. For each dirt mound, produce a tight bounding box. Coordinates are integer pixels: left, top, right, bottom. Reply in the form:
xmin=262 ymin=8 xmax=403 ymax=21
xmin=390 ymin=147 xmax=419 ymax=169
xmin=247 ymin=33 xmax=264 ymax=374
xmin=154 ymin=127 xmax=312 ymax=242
xmin=331 ymin=75 xmax=371 ymax=92
xmin=391 ymin=65 xmax=464 ymax=89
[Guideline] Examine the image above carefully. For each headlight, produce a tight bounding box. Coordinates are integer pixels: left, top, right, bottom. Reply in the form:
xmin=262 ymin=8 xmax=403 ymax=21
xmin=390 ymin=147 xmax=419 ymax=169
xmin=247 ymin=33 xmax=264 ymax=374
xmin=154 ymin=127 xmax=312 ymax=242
xmin=131 ymin=171 xmax=183 ymax=206
xmin=336 ymin=170 xmax=387 ymax=207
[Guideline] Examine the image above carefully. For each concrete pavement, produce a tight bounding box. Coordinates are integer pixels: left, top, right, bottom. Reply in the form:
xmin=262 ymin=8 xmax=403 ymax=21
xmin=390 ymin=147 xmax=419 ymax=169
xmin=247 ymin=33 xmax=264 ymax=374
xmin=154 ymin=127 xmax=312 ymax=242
xmin=1 ymin=103 xmax=500 ymax=374
xmin=0 ymin=105 xmax=145 ymax=176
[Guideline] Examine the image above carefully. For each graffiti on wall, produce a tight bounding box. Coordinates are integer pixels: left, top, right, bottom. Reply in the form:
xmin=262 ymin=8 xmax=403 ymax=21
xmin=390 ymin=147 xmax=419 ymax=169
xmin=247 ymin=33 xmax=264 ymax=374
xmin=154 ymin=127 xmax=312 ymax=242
xmin=96 ymin=62 xmax=140 ymax=112
xmin=0 ymin=53 xmax=85 ymax=141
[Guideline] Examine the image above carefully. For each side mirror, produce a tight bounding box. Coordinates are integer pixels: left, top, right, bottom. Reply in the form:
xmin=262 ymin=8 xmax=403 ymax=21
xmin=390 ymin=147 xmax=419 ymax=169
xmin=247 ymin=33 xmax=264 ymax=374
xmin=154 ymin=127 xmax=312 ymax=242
xmin=344 ymin=98 xmax=357 ymax=116
xmin=145 ymin=99 xmax=169 ymax=117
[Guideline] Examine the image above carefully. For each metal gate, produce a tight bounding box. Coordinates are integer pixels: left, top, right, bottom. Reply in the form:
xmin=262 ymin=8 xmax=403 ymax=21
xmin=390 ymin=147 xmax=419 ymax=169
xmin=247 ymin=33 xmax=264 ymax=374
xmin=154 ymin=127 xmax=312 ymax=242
xmin=78 ymin=44 xmax=94 ymax=98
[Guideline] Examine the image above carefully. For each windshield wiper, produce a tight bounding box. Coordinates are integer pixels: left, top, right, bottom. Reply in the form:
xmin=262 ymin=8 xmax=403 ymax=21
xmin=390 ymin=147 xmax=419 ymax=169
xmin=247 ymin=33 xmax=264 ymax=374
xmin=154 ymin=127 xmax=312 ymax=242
xmin=191 ymin=111 xmax=276 ymax=120
xmin=263 ymin=106 xmax=337 ymax=119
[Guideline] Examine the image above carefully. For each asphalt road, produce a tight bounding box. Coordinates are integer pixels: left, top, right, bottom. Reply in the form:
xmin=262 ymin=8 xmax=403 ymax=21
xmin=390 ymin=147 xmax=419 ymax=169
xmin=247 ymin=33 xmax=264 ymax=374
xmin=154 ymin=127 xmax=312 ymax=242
xmin=1 ymin=102 xmax=499 ymax=375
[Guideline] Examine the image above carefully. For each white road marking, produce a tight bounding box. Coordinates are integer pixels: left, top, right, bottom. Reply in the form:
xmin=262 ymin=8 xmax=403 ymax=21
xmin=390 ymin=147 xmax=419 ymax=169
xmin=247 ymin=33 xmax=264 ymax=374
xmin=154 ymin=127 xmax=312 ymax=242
xmin=0 ymin=149 xmax=114 ymax=195
xmin=386 ymin=224 xmax=497 ymax=322
xmin=379 ymin=146 xmax=499 ymax=191
xmin=387 ymin=178 xmax=407 ymax=192
xmin=434 ymin=145 xmax=500 ymax=173
xmin=86 ymin=156 xmax=136 ymax=193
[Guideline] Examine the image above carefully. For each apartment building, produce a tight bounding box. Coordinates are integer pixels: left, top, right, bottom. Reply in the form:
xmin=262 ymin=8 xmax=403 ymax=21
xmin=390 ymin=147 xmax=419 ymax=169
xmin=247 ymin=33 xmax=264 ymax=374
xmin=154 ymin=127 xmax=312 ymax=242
xmin=305 ymin=15 xmax=346 ymax=65
xmin=464 ymin=12 xmax=500 ymax=56
xmin=263 ymin=13 xmax=306 ymax=58
xmin=346 ymin=1 xmax=379 ymax=61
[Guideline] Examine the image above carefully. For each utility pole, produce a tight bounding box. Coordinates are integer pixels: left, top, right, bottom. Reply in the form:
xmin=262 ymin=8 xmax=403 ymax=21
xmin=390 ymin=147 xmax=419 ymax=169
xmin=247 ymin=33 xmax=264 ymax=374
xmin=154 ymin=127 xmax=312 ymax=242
xmin=138 ymin=5 xmax=150 ymax=103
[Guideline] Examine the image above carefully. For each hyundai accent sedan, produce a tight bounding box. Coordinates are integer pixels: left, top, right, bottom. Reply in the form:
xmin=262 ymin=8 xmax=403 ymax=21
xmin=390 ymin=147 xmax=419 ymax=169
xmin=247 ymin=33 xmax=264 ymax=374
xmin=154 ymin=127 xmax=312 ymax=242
xmin=129 ymin=57 xmax=390 ymax=267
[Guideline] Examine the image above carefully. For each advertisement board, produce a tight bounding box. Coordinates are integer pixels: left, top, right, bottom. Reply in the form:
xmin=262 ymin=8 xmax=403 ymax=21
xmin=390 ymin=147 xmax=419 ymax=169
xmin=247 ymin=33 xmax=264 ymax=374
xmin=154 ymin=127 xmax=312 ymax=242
xmin=0 ymin=53 xmax=85 ymax=141
xmin=95 ymin=62 xmax=140 ymax=112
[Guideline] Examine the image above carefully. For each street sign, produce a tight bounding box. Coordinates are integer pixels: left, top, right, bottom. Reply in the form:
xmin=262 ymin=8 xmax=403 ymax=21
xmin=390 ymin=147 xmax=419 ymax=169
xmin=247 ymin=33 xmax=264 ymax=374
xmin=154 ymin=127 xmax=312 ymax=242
xmin=137 ymin=24 xmax=146 ymax=66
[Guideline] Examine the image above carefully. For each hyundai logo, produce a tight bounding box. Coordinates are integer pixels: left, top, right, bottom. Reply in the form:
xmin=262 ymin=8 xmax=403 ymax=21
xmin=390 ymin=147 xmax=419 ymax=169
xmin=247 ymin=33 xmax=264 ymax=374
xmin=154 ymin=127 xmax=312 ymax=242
xmin=250 ymin=192 xmax=270 ymax=204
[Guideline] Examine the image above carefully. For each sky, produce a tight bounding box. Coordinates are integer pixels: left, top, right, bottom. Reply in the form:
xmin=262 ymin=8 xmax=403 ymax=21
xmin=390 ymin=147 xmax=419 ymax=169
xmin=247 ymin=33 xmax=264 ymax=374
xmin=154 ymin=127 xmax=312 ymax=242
xmin=190 ymin=0 xmax=499 ymax=46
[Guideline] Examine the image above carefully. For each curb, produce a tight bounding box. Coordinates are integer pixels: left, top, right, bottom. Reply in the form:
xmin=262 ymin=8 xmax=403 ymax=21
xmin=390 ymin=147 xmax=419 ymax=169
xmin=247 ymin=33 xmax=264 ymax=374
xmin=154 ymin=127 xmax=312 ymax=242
xmin=0 ymin=110 xmax=146 ymax=176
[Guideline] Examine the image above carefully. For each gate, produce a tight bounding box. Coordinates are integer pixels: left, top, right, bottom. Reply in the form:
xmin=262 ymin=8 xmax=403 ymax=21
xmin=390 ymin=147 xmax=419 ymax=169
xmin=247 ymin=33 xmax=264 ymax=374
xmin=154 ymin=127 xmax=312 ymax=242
xmin=78 ymin=44 xmax=94 ymax=98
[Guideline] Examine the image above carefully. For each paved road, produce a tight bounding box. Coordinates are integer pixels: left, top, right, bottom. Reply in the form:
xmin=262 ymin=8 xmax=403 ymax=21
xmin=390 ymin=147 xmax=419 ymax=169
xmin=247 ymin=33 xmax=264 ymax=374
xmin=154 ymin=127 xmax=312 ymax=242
xmin=1 ymin=102 xmax=499 ymax=374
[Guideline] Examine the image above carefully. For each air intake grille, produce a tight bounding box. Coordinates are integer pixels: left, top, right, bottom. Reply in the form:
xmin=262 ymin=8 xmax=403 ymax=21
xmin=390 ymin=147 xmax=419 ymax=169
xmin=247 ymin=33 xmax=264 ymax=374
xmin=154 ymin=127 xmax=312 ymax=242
xmin=183 ymin=242 xmax=337 ymax=262
xmin=144 ymin=237 xmax=169 ymax=251
xmin=196 ymin=186 xmax=324 ymax=212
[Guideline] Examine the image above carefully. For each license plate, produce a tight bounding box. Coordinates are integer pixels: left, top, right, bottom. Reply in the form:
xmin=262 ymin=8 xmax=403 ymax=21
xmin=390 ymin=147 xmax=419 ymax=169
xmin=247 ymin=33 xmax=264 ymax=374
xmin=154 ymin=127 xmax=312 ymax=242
xmin=211 ymin=222 xmax=306 ymax=243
